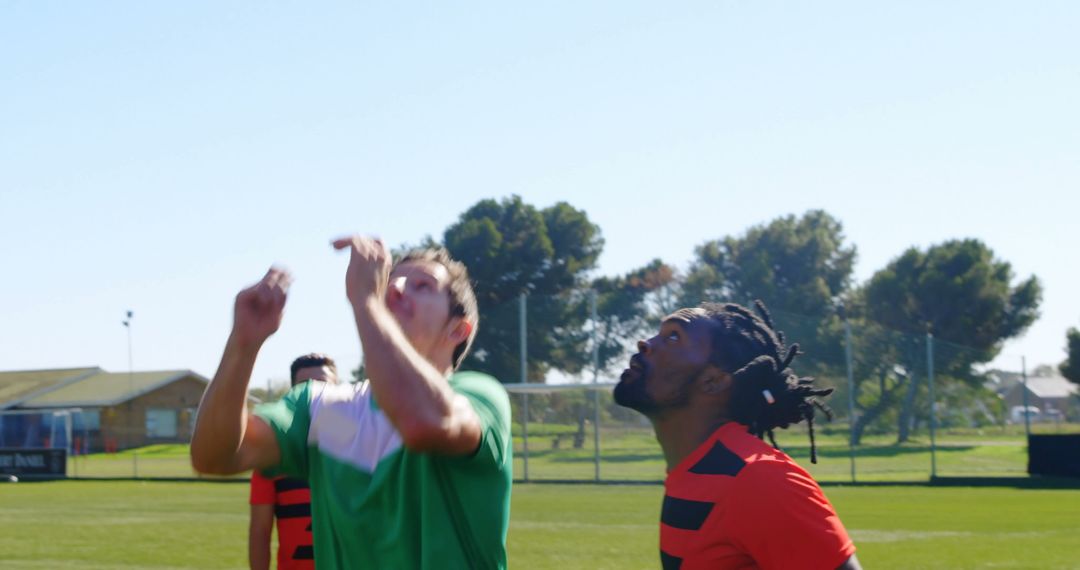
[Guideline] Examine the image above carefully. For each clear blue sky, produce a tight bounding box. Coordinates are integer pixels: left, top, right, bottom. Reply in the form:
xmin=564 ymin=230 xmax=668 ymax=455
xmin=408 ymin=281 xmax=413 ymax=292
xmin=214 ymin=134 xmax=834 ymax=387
xmin=2 ymin=1 xmax=1077 ymax=389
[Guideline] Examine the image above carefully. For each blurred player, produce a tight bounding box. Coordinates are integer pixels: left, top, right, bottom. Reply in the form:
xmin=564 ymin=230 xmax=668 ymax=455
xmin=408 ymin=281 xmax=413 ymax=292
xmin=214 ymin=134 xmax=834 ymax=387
xmin=248 ymin=353 xmax=338 ymax=570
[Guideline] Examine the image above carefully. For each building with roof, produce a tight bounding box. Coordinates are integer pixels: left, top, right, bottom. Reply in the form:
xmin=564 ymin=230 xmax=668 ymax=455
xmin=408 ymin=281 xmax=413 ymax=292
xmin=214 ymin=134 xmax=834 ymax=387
xmin=1 ymin=367 xmax=212 ymax=452
xmin=1002 ymin=372 xmax=1079 ymax=422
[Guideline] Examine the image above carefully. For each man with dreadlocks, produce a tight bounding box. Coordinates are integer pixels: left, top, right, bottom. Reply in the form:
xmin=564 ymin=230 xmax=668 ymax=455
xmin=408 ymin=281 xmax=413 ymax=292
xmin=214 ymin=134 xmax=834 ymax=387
xmin=614 ymin=301 xmax=860 ymax=570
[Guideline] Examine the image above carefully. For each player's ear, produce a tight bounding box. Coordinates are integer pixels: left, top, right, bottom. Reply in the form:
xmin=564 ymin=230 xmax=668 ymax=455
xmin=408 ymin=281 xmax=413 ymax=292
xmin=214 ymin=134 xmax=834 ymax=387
xmin=699 ymin=365 xmax=732 ymax=396
xmin=447 ymin=317 xmax=472 ymax=345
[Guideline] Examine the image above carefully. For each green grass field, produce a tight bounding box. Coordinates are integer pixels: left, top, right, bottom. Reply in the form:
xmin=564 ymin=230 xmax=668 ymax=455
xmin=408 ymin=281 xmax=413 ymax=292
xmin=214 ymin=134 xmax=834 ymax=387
xmin=2 ymin=480 xmax=1078 ymax=569
xmin=66 ymin=423 xmax=1073 ymax=482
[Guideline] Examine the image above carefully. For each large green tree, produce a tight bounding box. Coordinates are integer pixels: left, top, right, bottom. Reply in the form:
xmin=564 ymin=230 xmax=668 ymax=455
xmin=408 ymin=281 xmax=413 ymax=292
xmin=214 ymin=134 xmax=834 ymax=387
xmin=1061 ymin=326 xmax=1080 ymax=386
xmin=681 ymin=209 xmax=856 ymax=316
xmin=856 ymin=239 xmax=1042 ymax=443
xmin=681 ymin=210 xmax=856 ymax=375
xmin=443 ymin=196 xmax=603 ymax=383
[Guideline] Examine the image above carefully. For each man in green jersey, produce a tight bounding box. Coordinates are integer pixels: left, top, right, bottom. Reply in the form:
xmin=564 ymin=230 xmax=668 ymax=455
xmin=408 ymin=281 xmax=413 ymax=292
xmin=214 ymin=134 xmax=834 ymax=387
xmin=191 ymin=236 xmax=512 ymax=569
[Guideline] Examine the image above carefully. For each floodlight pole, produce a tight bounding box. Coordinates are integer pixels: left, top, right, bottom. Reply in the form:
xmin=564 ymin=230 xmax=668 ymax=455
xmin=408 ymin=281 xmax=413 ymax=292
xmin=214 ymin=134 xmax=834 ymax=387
xmin=122 ymin=310 xmax=134 ymax=450
xmin=123 ymin=310 xmax=134 ymax=388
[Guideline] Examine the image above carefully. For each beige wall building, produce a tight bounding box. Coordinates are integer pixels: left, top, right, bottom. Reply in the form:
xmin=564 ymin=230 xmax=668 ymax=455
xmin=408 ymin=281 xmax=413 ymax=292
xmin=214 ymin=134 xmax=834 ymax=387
xmin=0 ymin=367 xmax=229 ymax=452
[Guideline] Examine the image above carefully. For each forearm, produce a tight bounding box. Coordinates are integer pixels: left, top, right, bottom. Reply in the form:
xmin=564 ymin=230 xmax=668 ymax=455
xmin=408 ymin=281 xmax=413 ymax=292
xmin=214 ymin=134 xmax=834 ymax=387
xmin=248 ymin=521 xmax=272 ymax=570
xmin=191 ymin=334 xmax=261 ymax=473
xmin=249 ymin=545 xmax=270 ymax=570
xmin=353 ymin=299 xmax=456 ymax=437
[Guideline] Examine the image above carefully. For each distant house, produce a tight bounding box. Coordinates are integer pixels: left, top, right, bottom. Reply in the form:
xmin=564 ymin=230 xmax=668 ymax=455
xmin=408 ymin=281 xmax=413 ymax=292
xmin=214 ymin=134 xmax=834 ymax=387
xmin=0 ymin=367 xmax=217 ymax=452
xmin=1002 ymin=373 xmax=1079 ymax=422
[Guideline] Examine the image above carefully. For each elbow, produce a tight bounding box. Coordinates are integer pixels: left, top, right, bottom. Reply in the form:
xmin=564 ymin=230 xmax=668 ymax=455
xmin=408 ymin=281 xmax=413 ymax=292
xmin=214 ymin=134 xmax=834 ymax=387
xmin=190 ymin=453 xmax=218 ymax=475
xmin=190 ymin=446 xmax=232 ymax=476
xmin=399 ymin=420 xmax=451 ymax=453
xmin=192 ymin=459 xmax=235 ymax=476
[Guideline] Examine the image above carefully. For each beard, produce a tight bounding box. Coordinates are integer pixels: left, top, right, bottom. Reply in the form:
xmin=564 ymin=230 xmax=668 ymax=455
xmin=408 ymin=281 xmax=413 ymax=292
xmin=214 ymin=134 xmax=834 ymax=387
xmin=614 ymin=367 xmax=695 ymax=416
xmin=613 ymin=368 xmax=659 ymax=414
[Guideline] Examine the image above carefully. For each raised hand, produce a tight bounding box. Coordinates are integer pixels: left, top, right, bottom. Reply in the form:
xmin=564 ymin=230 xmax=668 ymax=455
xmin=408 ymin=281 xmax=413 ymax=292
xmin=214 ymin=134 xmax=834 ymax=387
xmin=331 ymin=235 xmax=391 ymax=307
xmin=231 ymin=267 xmax=292 ymax=348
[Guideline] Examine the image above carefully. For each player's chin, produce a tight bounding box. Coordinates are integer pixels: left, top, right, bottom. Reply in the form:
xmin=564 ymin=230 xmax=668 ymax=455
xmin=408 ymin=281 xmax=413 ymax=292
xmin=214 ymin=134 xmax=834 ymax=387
xmin=613 ymin=373 xmax=645 ymax=409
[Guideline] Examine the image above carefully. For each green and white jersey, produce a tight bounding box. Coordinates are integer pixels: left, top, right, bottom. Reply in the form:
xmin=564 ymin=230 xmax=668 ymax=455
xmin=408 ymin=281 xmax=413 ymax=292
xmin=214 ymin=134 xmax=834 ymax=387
xmin=255 ymin=371 xmax=513 ymax=570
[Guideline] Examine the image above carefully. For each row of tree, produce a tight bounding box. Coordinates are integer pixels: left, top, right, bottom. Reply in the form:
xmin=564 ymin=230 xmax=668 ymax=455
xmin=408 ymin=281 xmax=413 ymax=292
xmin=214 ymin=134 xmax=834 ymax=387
xmin=410 ymin=196 xmax=1059 ymax=444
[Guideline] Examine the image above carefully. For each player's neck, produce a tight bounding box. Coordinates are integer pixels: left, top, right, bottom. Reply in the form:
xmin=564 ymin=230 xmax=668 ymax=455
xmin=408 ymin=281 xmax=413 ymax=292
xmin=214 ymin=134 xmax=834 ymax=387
xmin=428 ymin=352 xmax=455 ymax=378
xmin=652 ymin=412 xmax=729 ymax=471
xmin=414 ymin=343 xmax=455 ymax=378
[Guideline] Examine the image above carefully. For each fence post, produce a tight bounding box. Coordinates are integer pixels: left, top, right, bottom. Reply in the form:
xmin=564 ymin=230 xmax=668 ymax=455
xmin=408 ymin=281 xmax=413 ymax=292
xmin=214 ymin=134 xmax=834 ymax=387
xmin=926 ymin=331 xmax=937 ymax=479
xmin=519 ymin=293 xmax=529 ymax=482
xmin=1021 ymin=356 xmax=1031 ymax=439
xmin=843 ymin=310 xmax=857 ymax=484
xmin=590 ymin=290 xmax=601 ymax=483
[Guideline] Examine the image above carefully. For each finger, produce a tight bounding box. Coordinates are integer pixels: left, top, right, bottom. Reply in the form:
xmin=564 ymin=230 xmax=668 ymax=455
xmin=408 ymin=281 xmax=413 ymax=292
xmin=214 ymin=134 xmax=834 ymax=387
xmin=373 ymin=238 xmax=389 ymax=258
xmin=331 ymin=236 xmax=360 ymax=251
xmin=255 ymin=282 xmax=274 ymax=306
xmin=265 ymin=266 xmax=291 ymax=290
xmin=276 ymin=271 xmax=294 ymax=293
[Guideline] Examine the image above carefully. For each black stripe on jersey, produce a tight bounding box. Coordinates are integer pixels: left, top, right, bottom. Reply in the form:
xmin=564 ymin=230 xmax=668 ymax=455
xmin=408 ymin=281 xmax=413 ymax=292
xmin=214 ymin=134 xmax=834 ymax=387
xmin=688 ymin=440 xmax=746 ymax=477
xmin=661 ymin=550 xmax=683 ymax=570
xmin=275 ymin=503 xmax=312 ymax=519
xmin=661 ymin=495 xmax=714 ymax=531
xmin=274 ymin=477 xmax=310 ymax=493
xmin=292 ymin=545 xmax=315 ymax=560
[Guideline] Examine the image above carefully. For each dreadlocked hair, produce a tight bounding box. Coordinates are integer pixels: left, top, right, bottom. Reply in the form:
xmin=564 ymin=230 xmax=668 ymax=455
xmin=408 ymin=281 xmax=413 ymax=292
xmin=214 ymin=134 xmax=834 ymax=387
xmin=702 ymin=300 xmax=834 ymax=463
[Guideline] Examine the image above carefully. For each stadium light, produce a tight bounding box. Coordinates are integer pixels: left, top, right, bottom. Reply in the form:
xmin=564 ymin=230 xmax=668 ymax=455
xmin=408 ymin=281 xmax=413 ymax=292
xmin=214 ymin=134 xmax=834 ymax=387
xmin=122 ymin=310 xmax=134 ymax=448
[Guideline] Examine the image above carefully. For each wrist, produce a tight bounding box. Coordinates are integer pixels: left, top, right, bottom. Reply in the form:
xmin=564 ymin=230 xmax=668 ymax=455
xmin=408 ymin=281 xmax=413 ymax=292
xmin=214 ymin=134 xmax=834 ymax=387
xmin=226 ymin=331 xmax=265 ymax=356
xmin=351 ymin=295 xmax=385 ymax=316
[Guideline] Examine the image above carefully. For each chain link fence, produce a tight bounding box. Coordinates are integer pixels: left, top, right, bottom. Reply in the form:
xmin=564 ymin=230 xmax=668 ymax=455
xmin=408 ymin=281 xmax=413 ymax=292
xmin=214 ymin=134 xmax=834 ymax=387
xmin=6 ymin=291 xmax=1075 ymax=481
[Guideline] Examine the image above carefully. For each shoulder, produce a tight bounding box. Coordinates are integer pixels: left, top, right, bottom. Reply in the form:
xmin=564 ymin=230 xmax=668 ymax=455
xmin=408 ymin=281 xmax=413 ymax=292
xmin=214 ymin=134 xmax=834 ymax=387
xmin=297 ymin=380 xmax=376 ymax=425
xmin=730 ymin=454 xmax=825 ymax=509
xmin=450 ymin=371 xmax=511 ymax=434
xmin=450 ymin=370 xmax=504 ymax=390
xmin=450 ymin=371 xmax=508 ymax=404
xmin=311 ymin=380 xmax=366 ymax=407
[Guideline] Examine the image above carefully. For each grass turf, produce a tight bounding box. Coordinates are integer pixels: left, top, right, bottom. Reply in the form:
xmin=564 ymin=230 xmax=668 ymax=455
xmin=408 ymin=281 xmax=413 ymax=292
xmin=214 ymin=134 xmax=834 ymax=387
xmin=1 ymin=481 xmax=1078 ymax=569
xmin=66 ymin=424 xmax=1057 ymax=482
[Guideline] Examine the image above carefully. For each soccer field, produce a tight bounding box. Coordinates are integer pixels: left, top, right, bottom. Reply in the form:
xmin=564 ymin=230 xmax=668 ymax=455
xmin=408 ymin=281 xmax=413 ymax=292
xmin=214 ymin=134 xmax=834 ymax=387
xmin=1 ymin=481 xmax=1078 ymax=569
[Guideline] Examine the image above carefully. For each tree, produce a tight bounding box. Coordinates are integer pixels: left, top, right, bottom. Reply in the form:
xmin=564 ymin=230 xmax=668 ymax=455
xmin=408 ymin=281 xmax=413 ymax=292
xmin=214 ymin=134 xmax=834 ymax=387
xmin=443 ymin=196 xmax=603 ymax=383
xmin=858 ymin=239 xmax=1042 ymax=443
xmin=1061 ymin=326 xmax=1080 ymax=386
xmin=681 ymin=210 xmax=856 ymax=317
xmin=681 ymin=210 xmax=856 ymax=374
xmin=590 ymin=259 xmax=678 ymax=375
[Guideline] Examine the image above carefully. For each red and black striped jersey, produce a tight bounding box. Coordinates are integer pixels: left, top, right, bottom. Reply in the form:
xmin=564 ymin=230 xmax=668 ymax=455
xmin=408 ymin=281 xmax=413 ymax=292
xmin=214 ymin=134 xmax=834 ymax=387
xmin=250 ymin=471 xmax=315 ymax=570
xmin=660 ymin=422 xmax=855 ymax=570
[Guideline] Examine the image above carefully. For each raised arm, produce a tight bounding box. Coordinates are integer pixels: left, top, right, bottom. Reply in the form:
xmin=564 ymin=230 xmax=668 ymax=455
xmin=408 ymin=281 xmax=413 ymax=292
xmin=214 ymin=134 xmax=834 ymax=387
xmin=332 ymin=236 xmax=481 ymax=456
xmin=190 ymin=268 xmax=290 ymax=474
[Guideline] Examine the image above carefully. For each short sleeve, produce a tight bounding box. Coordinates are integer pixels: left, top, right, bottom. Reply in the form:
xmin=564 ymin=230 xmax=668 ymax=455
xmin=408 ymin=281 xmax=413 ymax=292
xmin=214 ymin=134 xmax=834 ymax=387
xmin=449 ymin=371 xmax=512 ymax=467
xmin=249 ymin=470 xmax=275 ymax=505
xmin=253 ymin=383 xmax=312 ymax=478
xmin=726 ymin=460 xmax=855 ymax=570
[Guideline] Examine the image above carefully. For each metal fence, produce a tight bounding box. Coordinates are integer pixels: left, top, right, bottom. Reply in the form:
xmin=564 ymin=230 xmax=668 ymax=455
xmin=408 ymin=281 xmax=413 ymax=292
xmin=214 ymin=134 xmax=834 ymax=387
xmin=498 ymin=292 xmax=1078 ymax=484
xmin=15 ymin=291 xmax=1079 ymax=481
